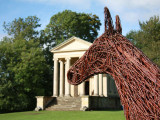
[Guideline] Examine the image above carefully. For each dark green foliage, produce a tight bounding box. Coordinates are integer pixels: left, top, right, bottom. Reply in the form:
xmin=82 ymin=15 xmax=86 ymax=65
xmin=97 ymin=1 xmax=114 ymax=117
xmin=126 ymin=16 xmax=160 ymax=66
xmin=44 ymin=10 xmax=101 ymax=48
xmin=0 ymin=16 xmax=51 ymax=112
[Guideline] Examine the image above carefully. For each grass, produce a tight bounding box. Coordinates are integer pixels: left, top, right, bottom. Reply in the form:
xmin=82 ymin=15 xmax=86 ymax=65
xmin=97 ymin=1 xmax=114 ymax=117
xmin=0 ymin=110 xmax=125 ymax=120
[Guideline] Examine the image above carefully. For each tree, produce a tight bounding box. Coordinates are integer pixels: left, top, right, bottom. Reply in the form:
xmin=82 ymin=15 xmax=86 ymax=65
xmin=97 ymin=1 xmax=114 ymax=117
xmin=3 ymin=16 xmax=52 ymax=95
xmin=44 ymin=10 xmax=101 ymax=48
xmin=3 ymin=16 xmax=41 ymax=41
xmin=126 ymin=16 xmax=160 ymax=66
xmin=0 ymin=16 xmax=51 ymax=112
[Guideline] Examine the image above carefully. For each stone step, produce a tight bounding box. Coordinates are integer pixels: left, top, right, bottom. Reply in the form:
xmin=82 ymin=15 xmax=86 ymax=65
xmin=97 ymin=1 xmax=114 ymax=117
xmin=45 ymin=97 xmax=81 ymax=111
xmin=49 ymin=104 xmax=81 ymax=107
xmin=46 ymin=107 xmax=81 ymax=111
xmin=53 ymin=101 xmax=81 ymax=103
xmin=46 ymin=108 xmax=80 ymax=111
xmin=49 ymin=102 xmax=81 ymax=105
xmin=47 ymin=105 xmax=81 ymax=108
xmin=56 ymin=99 xmax=81 ymax=102
xmin=49 ymin=106 xmax=81 ymax=108
xmin=56 ymin=100 xmax=81 ymax=102
xmin=48 ymin=107 xmax=81 ymax=110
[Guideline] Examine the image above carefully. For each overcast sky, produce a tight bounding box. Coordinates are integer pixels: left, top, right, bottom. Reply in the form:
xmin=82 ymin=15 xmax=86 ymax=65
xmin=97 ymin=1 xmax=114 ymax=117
xmin=0 ymin=0 xmax=160 ymax=40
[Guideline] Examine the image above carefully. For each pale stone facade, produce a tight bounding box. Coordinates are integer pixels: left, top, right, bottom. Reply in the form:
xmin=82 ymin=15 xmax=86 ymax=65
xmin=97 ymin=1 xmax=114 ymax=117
xmin=50 ymin=36 xmax=119 ymax=98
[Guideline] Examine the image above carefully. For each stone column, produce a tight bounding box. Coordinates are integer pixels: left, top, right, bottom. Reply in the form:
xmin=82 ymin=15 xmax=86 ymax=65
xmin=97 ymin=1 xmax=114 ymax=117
xmin=99 ymin=74 xmax=103 ymax=96
xmin=65 ymin=57 xmax=71 ymax=96
xmin=103 ymin=74 xmax=108 ymax=97
xmin=71 ymin=85 xmax=74 ymax=97
xmin=59 ymin=60 xmax=64 ymax=97
xmin=94 ymin=75 xmax=99 ymax=96
xmin=89 ymin=77 xmax=93 ymax=95
xmin=80 ymin=82 xmax=85 ymax=96
xmin=53 ymin=58 xmax=58 ymax=96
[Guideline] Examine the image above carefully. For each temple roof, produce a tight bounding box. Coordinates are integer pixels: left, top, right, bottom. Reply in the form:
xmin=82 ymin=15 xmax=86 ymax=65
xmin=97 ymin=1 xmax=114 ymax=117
xmin=50 ymin=36 xmax=92 ymax=53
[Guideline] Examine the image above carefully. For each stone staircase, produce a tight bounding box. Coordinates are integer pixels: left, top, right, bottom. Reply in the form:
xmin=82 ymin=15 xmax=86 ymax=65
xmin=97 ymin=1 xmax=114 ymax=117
xmin=45 ymin=97 xmax=82 ymax=111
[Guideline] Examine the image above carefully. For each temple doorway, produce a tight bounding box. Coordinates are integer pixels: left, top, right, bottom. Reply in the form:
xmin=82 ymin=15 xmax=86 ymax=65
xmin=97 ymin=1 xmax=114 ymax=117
xmin=85 ymin=81 xmax=89 ymax=95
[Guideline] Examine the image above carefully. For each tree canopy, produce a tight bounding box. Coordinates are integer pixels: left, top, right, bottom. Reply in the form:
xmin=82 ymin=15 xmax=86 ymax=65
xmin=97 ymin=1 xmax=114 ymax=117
xmin=126 ymin=16 xmax=160 ymax=66
xmin=44 ymin=10 xmax=101 ymax=48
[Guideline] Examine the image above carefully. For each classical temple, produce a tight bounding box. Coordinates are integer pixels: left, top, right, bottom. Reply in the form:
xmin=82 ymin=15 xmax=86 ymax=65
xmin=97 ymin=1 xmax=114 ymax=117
xmin=36 ymin=36 xmax=121 ymax=111
xmin=50 ymin=36 xmax=119 ymax=98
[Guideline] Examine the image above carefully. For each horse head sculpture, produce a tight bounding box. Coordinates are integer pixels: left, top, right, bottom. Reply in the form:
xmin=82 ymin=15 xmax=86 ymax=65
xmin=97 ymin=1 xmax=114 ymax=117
xmin=67 ymin=7 xmax=160 ymax=120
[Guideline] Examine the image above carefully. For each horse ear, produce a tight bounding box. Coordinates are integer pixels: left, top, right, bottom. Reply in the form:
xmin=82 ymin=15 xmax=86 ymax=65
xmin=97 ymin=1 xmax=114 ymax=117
xmin=104 ymin=7 xmax=114 ymax=33
xmin=115 ymin=15 xmax=122 ymax=34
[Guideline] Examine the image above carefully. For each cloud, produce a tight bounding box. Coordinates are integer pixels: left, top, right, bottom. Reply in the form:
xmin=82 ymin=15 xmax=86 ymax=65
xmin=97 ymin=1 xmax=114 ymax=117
xmin=104 ymin=0 xmax=160 ymax=23
xmin=97 ymin=0 xmax=160 ymax=35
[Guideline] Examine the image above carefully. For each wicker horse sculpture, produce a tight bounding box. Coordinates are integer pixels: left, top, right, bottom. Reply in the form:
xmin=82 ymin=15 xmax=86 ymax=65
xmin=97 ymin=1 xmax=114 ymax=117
xmin=67 ymin=7 xmax=160 ymax=120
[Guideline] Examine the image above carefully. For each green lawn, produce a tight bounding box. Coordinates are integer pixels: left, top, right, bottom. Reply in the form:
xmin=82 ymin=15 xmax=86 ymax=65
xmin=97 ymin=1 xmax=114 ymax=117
xmin=0 ymin=110 xmax=125 ymax=120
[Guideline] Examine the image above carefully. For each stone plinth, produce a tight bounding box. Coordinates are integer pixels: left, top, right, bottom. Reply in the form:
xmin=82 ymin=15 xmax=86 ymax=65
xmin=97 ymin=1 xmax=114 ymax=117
xmin=81 ymin=96 xmax=89 ymax=110
xmin=36 ymin=96 xmax=54 ymax=110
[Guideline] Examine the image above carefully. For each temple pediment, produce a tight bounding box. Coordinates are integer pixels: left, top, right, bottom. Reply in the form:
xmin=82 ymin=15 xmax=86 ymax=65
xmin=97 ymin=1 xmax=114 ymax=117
xmin=50 ymin=36 xmax=92 ymax=53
